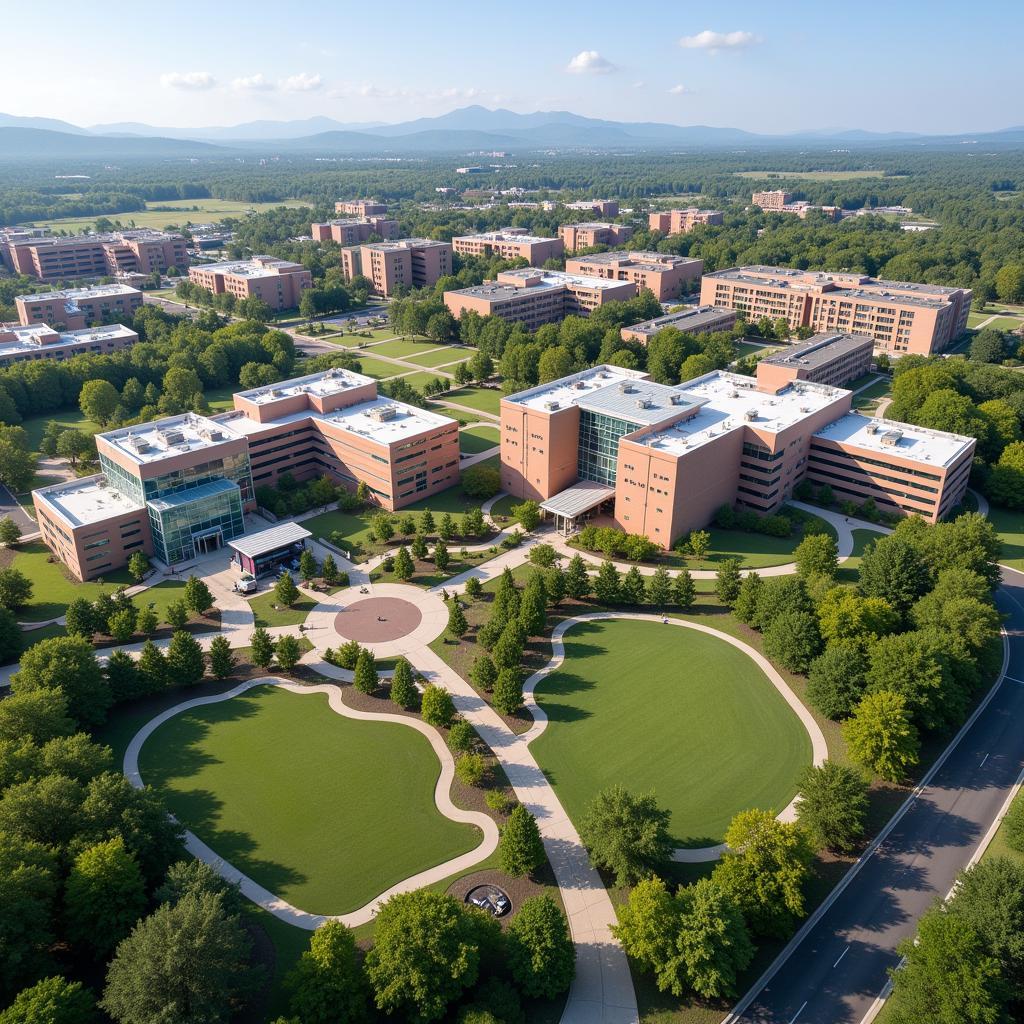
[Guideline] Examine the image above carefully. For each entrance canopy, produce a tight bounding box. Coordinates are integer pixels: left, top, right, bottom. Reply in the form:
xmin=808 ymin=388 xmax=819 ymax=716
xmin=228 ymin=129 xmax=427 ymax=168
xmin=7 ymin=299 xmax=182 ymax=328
xmin=228 ymin=521 xmax=312 ymax=577
xmin=540 ymin=480 xmax=616 ymax=535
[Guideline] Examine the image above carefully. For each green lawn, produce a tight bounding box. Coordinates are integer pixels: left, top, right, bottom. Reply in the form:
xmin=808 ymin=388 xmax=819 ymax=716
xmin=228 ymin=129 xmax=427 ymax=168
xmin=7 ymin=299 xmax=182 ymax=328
xmin=671 ymin=516 xmax=839 ymax=570
xmin=836 ymin=529 xmax=884 ymax=583
xmin=393 ymin=371 xmax=451 ymax=392
xmin=405 ymin=347 xmax=470 ymax=368
xmin=347 ymin=355 xmax=404 ymax=379
xmin=11 ymin=542 xmax=133 ymax=622
xmin=734 ymin=341 xmax=780 ymax=358
xmin=988 ymin=503 xmax=1024 ymax=570
xmin=367 ymin=338 xmax=447 ymax=359
xmin=204 ymin=385 xmax=237 ymax=412
xmin=20 ymin=409 xmax=103 ymax=457
xmin=249 ymin=591 xmax=317 ymax=628
xmin=969 ymin=315 xmax=1024 ymax=332
xmin=432 ymin=386 xmax=503 ymax=416
xmin=140 ymin=684 xmax=481 ymax=915
xmin=852 ymin=377 xmax=892 ymax=410
xmin=531 ymin=619 xmax=812 ymax=846
xmin=982 ymin=790 xmax=1024 ymax=866
xmin=489 ymin=494 xmax=521 ymax=525
xmin=734 ymin=169 xmax=888 ymax=181
xmin=459 ymin=424 xmax=500 ymax=455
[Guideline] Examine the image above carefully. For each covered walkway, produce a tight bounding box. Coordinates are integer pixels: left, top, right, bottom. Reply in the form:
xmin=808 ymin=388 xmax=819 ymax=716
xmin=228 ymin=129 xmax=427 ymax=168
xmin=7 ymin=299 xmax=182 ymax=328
xmin=540 ymin=480 xmax=615 ymax=536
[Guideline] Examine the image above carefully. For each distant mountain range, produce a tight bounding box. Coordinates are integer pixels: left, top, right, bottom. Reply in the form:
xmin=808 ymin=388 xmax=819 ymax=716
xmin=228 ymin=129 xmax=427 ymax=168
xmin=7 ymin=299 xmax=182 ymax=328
xmin=1 ymin=105 xmax=1023 ymax=160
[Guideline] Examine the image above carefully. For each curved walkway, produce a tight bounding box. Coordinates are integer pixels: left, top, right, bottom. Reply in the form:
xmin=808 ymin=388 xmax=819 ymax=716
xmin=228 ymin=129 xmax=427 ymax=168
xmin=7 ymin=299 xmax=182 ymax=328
xmin=123 ymin=675 xmax=498 ymax=929
xmin=521 ymin=612 xmax=827 ymax=863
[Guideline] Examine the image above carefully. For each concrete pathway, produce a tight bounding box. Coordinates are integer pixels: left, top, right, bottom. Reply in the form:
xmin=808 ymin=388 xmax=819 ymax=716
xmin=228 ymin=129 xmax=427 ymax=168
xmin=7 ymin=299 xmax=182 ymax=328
xmin=521 ymin=612 xmax=828 ymax=863
xmin=122 ymin=675 xmax=497 ymax=929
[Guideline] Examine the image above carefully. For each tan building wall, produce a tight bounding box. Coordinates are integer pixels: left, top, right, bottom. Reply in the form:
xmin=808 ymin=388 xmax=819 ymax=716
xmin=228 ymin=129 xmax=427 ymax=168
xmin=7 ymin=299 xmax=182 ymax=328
xmin=558 ymin=223 xmax=634 ymax=251
xmin=188 ymin=258 xmax=312 ymax=311
xmin=452 ymin=232 xmax=564 ymax=264
xmin=752 ymin=190 xmax=794 ymax=210
xmin=16 ymin=288 xmax=143 ymax=329
xmin=340 ymin=240 xmax=453 ymax=297
xmin=648 ymin=209 xmax=724 ymax=234
xmin=499 ymin=401 xmax=583 ymax=502
xmin=4 ymin=233 xmax=187 ymax=282
xmin=566 ymin=252 xmax=703 ymax=302
xmin=334 ymin=200 xmax=388 ymax=216
xmin=312 ymin=218 xmax=400 ymax=244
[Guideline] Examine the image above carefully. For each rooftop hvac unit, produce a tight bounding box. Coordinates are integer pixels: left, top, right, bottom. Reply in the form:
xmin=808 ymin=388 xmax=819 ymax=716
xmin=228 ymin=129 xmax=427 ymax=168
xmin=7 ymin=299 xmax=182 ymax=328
xmin=544 ymin=400 xmax=560 ymax=411
xmin=636 ymin=398 xmax=652 ymax=409
xmin=730 ymin=390 xmax=739 ymax=398
xmin=160 ymin=429 xmax=184 ymax=447
xmin=670 ymin=394 xmax=686 ymax=405
xmin=744 ymin=409 xmax=758 ymax=422
xmin=573 ymin=380 xmax=586 ymax=390
xmin=866 ymin=423 xmax=879 ymax=435
xmin=619 ymin=382 xmax=635 ymax=394
xmin=880 ymin=429 xmax=903 ymax=447
xmin=369 ymin=405 xmax=399 ymax=422
xmin=800 ymin=406 xmax=810 ymax=413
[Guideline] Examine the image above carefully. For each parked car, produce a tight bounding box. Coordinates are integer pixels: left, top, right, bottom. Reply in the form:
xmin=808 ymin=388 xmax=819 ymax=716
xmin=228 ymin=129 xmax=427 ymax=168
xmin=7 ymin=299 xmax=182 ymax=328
xmin=233 ymin=576 xmax=257 ymax=594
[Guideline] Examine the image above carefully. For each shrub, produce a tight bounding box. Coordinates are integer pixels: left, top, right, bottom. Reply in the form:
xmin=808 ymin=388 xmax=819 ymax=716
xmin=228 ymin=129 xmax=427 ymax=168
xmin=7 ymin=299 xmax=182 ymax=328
xmin=485 ymin=790 xmax=515 ymax=815
xmin=462 ymin=464 xmax=501 ymax=498
xmin=447 ymin=719 xmax=476 ymax=753
xmin=455 ymin=752 xmax=488 ymax=787
xmin=421 ymin=685 xmax=456 ymax=727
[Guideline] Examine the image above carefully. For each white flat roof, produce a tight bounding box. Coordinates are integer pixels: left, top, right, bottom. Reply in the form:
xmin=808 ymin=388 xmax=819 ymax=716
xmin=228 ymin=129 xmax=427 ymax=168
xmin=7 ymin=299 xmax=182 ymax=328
xmin=638 ymin=371 xmax=848 ymax=456
xmin=541 ymin=481 xmax=616 ymax=518
xmin=500 ymin=268 xmax=633 ymax=291
xmin=505 ymin=364 xmax=648 ymax=412
xmin=455 ymin=231 xmax=557 ymax=244
xmin=17 ymin=283 xmax=140 ymax=303
xmin=0 ymin=324 xmax=135 ymax=361
xmin=228 ymin=522 xmax=311 ymax=558
xmin=100 ymin=413 xmax=243 ymax=465
xmin=812 ymin=413 xmax=974 ymax=468
xmin=192 ymin=257 xmax=298 ymax=279
xmin=36 ymin=475 xmax=143 ymax=527
xmin=236 ymin=367 xmax=375 ymax=405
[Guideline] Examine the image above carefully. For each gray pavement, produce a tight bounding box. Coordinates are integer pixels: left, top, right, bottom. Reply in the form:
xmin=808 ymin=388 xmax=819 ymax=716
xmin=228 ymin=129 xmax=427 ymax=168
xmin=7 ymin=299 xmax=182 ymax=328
xmin=725 ymin=565 xmax=1024 ymax=1024
xmin=0 ymin=482 xmax=36 ymax=533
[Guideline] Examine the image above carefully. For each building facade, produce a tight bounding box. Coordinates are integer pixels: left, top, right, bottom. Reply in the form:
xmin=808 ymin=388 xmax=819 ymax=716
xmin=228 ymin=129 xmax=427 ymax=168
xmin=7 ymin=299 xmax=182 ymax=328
xmin=16 ymin=284 xmax=143 ymax=330
xmin=755 ymin=332 xmax=875 ymax=391
xmin=340 ymin=238 xmax=453 ymax=296
xmin=619 ymin=305 xmax=737 ymax=344
xmin=1 ymin=230 xmax=188 ymax=282
xmin=188 ymin=257 xmax=312 ymax=311
xmin=311 ymin=217 xmax=400 ymax=244
xmin=334 ymin=200 xmax=388 ymax=216
xmin=751 ymin=190 xmax=794 ymax=210
xmin=564 ymin=199 xmax=619 ymax=217
xmin=498 ymin=364 xmax=974 ymax=549
xmin=558 ymin=223 xmax=635 ymax=251
xmin=648 ymin=208 xmax=724 ymax=234
xmin=33 ymin=369 xmax=461 ymax=580
xmin=0 ymin=323 xmax=138 ymax=366
xmin=444 ymin=268 xmax=636 ymax=330
xmin=701 ymin=266 xmax=972 ymax=356
xmin=451 ymin=229 xmax=564 ymax=264
xmin=565 ymin=251 xmax=704 ymax=302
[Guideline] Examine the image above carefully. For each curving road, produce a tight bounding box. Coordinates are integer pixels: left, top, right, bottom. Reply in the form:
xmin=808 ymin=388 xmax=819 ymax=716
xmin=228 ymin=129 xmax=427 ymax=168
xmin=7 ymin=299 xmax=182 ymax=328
xmin=724 ymin=565 xmax=1024 ymax=1024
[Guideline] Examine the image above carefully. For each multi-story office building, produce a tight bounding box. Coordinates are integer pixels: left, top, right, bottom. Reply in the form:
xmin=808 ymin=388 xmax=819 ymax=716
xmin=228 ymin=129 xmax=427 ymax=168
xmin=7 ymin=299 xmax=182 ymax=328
xmin=16 ymin=284 xmax=143 ymax=330
xmin=564 ymin=199 xmax=619 ymax=217
xmin=1 ymin=230 xmax=188 ymax=282
xmin=451 ymin=229 xmax=564 ymax=264
xmin=311 ymin=217 xmax=400 ymax=244
xmin=334 ymin=200 xmax=388 ymax=216
xmin=778 ymin=202 xmax=842 ymax=221
xmin=648 ymin=208 xmax=724 ymax=234
xmin=752 ymin=190 xmax=794 ymax=210
xmin=340 ymin=239 xmax=453 ymax=296
xmin=33 ymin=368 xmax=461 ymax=581
xmin=565 ymin=251 xmax=704 ymax=302
xmin=701 ymin=266 xmax=972 ymax=356
xmin=756 ymin=332 xmax=874 ymax=390
xmin=188 ymin=256 xmax=312 ymax=311
xmin=619 ymin=305 xmax=737 ymax=344
xmin=444 ymin=268 xmax=635 ymax=329
xmin=558 ymin=223 xmax=634 ymax=252
xmin=499 ymin=364 xmax=973 ymax=547
xmin=0 ymin=323 xmax=138 ymax=366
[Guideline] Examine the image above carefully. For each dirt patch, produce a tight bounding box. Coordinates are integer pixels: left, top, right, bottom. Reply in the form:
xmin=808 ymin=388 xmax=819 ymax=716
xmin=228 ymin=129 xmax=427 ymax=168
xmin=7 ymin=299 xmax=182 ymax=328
xmin=333 ymin=597 xmax=422 ymax=642
xmin=446 ymin=863 xmax=563 ymax=925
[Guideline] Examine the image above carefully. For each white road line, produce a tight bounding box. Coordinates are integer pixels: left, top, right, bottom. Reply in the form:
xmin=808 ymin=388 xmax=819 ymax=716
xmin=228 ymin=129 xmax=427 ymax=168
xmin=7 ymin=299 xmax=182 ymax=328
xmin=788 ymin=1001 xmax=808 ymax=1024
xmin=833 ymin=946 xmax=849 ymax=968
xmin=980 ymin=753 xmax=989 ymax=768
xmin=1004 ymin=676 xmax=1024 ymax=685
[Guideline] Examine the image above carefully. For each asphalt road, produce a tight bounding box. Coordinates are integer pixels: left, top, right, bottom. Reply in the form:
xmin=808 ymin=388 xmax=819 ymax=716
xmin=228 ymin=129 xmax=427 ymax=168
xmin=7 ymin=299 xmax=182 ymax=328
xmin=726 ymin=565 xmax=1024 ymax=1024
xmin=0 ymin=482 xmax=36 ymax=533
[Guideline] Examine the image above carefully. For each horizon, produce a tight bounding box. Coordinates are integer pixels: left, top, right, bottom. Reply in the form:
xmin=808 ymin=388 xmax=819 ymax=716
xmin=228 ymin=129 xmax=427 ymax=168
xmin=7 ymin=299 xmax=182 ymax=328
xmin=2 ymin=0 xmax=1022 ymax=135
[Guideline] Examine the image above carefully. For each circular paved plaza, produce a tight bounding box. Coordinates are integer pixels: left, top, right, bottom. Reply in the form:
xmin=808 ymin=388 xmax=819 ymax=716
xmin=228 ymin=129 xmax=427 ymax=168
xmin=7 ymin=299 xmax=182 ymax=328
xmin=334 ymin=597 xmax=423 ymax=642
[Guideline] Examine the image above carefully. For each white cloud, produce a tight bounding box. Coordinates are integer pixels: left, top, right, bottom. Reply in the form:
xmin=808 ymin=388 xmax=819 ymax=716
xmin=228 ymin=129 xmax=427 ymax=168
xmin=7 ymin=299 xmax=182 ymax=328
xmin=565 ymin=50 xmax=618 ymax=75
xmin=668 ymin=84 xmax=691 ymax=95
xmin=160 ymin=71 xmax=216 ymax=91
xmin=678 ymin=30 xmax=759 ymax=53
xmin=280 ymin=72 xmax=322 ymax=92
xmin=632 ymin=80 xmax=646 ymax=89
xmin=329 ymin=83 xmax=490 ymax=104
xmin=232 ymin=73 xmax=274 ymax=92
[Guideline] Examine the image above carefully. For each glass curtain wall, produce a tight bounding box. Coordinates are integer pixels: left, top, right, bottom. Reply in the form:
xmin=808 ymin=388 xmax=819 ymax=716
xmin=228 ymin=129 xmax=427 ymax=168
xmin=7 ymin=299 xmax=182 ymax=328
xmin=577 ymin=410 xmax=641 ymax=486
xmin=147 ymin=479 xmax=244 ymax=565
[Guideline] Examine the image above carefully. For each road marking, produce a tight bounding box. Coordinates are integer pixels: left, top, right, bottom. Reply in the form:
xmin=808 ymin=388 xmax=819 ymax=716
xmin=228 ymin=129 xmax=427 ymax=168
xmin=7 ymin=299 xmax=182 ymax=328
xmin=788 ymin=1001 xmax=807 ymax=1024
xmin=1004 ymin=676 xmax=1024 ymax=685
xmin=833 ymin=946 xmax=849 ymax=968
xmin=980 ymin=753 xmax=989 ymax=768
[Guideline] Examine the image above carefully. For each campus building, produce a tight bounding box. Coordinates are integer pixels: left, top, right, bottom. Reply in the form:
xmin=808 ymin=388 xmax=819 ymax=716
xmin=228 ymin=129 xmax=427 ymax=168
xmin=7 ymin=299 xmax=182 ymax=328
xmin=188 ymin=257 xmax=312 ymax=311
xmin=756 ymin=332 xmax=874 ymax=390
xmin=752 ymin=190 xmax=794 ymax=210
xmin=565 ymin=251 xmax=704 ymax=302
xmin=498 ymin=364 xmax=973 ymax=547
xmin=619 ymin=305 xmax=737 ymax=344
xmin=16 ymin=283 xmax=143 ymax=330
xmin=444 ymin=268 xmax=636 ymax=329
xmin=558 ymin=223 xmax=634 ymax=251
xmin=564 ymin=199 xmax=620 ymax=217
xmin=0 ymin=230 xmax=188 ymax=282
xmin=33 ymin=368 xmax=460 ymax=581
xmin=311 ymin=217 xmax=400 ymax=244
xmin=339 ymin=238 xmax=453 ymax=296
xmin=648 ymin=208 xmax=724 ymax=234
xmin=700 ymin=266 xmax=972 ymax=356
xmin=334 ymin=200 xmax=388 ymax=216
xmin=451 ymin=229 xmax=564 ymax=264
xmin=0 ymin=323 xmax=138 ymax=366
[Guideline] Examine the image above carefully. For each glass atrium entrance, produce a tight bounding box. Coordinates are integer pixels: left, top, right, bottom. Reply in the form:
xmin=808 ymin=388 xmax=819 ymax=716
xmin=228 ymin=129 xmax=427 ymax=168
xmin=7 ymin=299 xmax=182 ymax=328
xmin=147 ymin=478 xmax=244 ymax=565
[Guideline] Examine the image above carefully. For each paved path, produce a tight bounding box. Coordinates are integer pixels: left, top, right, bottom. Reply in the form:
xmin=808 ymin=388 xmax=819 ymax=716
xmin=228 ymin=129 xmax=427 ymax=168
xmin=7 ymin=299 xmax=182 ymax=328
xmin=520 ymin=612 xmax=827 ymax=863
xmin=122 ymin=675 xmax=497 ymax=929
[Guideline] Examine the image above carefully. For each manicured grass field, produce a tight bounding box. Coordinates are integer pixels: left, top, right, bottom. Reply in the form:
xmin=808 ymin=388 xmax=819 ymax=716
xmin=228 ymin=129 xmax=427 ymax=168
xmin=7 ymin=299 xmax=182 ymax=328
xmin=679 ymin=516 xmax=839 ymax=570
xmin=367 ymin=338 xmax=445 ymax=359
xmin=140 ymin=684 xmax=481 ymax=914
xmin=734 ymin=169 xmax=888 ymax=181
xmin=836 ymin=528 xmax=885 ymax=583
xmin=852 ymin=377 xmax=892 ymax=410
xmin=30 ymin=198 xmax=311 ymax=233
xmin=346 ymin=355 xmax=404 ymax=379
xmin=459 ymin=424 xmax=500 ymax=455
xmin=733 ymin=341 xmax=780 ymax=358
xmin=248 ymin=591 xmax=317 ymax=628
xmin=204 ymin=385 xmax=237 ymax=412
xmin=10 ymin=542 xmax=133 ymax=621
xmin=432 ymin=386 xmax=503 ymax=416
xmin=392 ymin=371 xmax=449 ymax=392
xmin=405 ymin=347 xmax=469 ymax=368
xmin=974 ymin=316 xmax=1024 ymax=332
xmin=531 ymin=619 xmax=812 ymax=846
xmin=20 ymin=409 xmax=102 ymax=457
xmin=988 ymin=503 xmax=1024 ymax=570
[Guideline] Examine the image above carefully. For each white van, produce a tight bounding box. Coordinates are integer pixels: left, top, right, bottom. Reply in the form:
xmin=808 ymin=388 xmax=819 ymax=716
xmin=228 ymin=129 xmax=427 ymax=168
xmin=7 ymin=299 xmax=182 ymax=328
xmin=233 ymin=576 xmax=258 ymax=594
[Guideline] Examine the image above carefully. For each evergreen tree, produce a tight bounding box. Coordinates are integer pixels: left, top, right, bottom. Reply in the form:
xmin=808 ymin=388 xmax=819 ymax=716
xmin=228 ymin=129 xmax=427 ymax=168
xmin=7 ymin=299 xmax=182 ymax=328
xmin=127 ymin=551 xmax=150 ymax=583
xmin=493 ymin=668 xmax=524 ymax=716
xmin=447 ymin=599 xmax=468 ymax=640
xmin=545 ymin=565 xmax=566 ymax=607
xmin=321 ymin=553 xmax=339 ymax=586
xmin=353 ymin=649 xmax=378 ymax=694
xmin=674 ymin=569 xmax=696 ymax=611
xmin=136 ymin=605 xmax=159 ymax=637
xmin=166 ymin=631 xmax=205 ymax=686
xmin=433 ymin=541 xmax=450 ymax=573
xmin=499 ymin=804 xmax=546 ymax=877
xmin=249 ymin=628 xmax=276 ymax=669
xmin=275 ymin=634 xmax=302 ymax=672
xmin=298 ymin=549 xmax=318 ymax=583
xmin=594 ymin=560 xmax=621 ymax=604
xmin=411 ymin=533 xmax=428 ymax=560
xmin=165 ymin=600 xmax=189 ymax=631
xmin=421 ymin=686 xmax=456 ymax=727
xmin=518 ymin=575 xmax=547 ymax=635
xmin=565 ymin=553 xmax=591 ymax=600
xmin=208 ymin=636 xmax=236 ymax=681
xmin=274 ymin=571 xmax=300 ymax=608
xmin=438 ymin=513 xmax=456 ymax=541
xmin=420 ymin=509 xmax=436 ymax=535
xmin=715 ymin=559 xmax=743 ymax=605
xmin=183 ymin=576 xmax=213 ymax=615
xmin=647 ymin=566 xmax=672 ymax=608
xmin=64 ymin=598 xmax=97 ymax=639
xmin=732 ymin=572 xmax=763 ymax=624
xmin=106 ymin=650 xmax=143 ymax=703
xmin=471 ymin=654 xmax=497 ymax=692
xmin=389 ymin=658 xmax=417 ymax=709
xmin=137 ymin=640 xmax=168 ymax=695
xmin=393 ymin=545 xmax=414 ymax=581
xmin=621 ymin=566 xmax=645 ymax=605
xmin=492 ymin=622 xmax=525 ymax=671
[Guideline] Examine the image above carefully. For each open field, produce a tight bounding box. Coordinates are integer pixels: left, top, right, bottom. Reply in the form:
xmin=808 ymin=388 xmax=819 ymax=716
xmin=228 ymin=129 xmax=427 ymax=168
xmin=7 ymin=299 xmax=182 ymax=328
xmin=27 ymin=198 xmax=312 ymax=234
xmin=405 ymin=347 xmax=471 ymax=368
xmin=989 ymin=503 xmax=1024 ymax=570
xmin=852 ymin=377 xmax=892 ymax=411
xmin=140 ymin=684 xmax=480 ymax=915
xmin=531 ymin=618 xmax=812 ymax=846
xmin=346 ymin=355 xmax=404 ymax=379
xmin=458 ymin=424 xmax=500 ymax=455
xmin=432 ymin=386 xmax=503 ymax=416
xmin=392 ymin=370 xmax=448 ymax=391
xmin=366 ymin=338 xmax=445 ymax=359
xmin=971 ymin=315 xmax=1024 ymax=332
xmin=734 ymin=169 xmax=889 ymax=181
xmin=248 ymin=591 xmax=317 ymax=628
xmin=20 ymin=409 xmax=102 ymax=457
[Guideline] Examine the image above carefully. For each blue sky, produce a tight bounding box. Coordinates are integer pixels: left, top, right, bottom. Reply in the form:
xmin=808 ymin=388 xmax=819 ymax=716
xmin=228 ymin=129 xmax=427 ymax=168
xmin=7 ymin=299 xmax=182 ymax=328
xmin=4 ymin=0 xmax=1022 ymax=132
